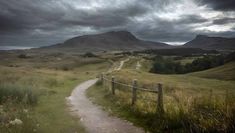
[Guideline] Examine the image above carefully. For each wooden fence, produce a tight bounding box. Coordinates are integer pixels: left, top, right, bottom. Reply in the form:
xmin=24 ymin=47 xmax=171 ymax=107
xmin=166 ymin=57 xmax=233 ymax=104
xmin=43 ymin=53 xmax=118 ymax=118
xmin=100 ymin=74 xmax=164 ymax=113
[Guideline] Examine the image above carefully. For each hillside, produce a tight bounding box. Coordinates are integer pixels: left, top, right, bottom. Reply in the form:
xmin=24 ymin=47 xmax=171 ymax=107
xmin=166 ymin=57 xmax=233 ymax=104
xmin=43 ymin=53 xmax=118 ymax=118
xmin=184 ymin=35 xmax=235 ymax=50
xmin=39 ymin=31 xmax=170 ymax=53
xmin=189 ymin=61 xmax=235 ymax=80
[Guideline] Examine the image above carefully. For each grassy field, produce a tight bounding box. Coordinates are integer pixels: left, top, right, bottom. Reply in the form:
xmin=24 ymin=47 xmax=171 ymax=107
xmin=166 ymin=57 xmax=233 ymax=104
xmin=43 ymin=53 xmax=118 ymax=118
xmin=1 ymin=51 xmax=235 ymax=132
xmin=0 ymin=51 xmax=110 ymax=133
xmin=87 ymin=57 xmax=235 ymax=132
xmin=190 ymin=61 xmax=235 ymax=80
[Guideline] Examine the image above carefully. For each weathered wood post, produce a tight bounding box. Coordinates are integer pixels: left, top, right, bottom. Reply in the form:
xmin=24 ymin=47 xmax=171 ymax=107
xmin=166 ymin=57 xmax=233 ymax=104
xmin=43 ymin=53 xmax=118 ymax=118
xmin=100 ymin=73 xmax=104 ymax=86
xmin=132 ymin=79 xmax=137 ymax=106
xmin=157 ymin=83 xmax=164 ymax=113
xmin=100 ymin=73 xmax=103 ymax=83
xmin=225 ymin=89 xmax=229 ymax=117
xmin=111 ymin=76 xmax=115 ymax=95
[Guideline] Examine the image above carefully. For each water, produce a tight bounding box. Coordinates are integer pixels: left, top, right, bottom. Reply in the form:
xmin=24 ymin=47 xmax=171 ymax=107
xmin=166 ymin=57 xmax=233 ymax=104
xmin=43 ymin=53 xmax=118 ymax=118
xmin=0 ymin=46 xmax=35 ymax=50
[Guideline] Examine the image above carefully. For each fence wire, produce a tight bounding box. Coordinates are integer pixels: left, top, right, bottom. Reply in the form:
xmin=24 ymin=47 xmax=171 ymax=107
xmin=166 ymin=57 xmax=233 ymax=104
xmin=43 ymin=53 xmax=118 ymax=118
xmin=101 ymin=76 xmax=159 ymax=103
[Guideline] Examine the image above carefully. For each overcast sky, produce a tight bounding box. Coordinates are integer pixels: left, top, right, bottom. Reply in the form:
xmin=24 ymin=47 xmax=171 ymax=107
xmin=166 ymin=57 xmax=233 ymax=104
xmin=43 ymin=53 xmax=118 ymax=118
xmin=0 ymin=0 xmax=235 ymax=47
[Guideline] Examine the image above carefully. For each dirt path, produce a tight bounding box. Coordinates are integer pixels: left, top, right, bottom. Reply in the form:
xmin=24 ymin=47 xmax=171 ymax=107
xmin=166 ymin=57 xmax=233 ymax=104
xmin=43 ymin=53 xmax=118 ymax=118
xmin=136 ymin=61 xmax=142 ymax=70
xmin=67 ymin=79 xmax=145 ymax=133
xmin=115 ymin=58 xmax=129 ymax=71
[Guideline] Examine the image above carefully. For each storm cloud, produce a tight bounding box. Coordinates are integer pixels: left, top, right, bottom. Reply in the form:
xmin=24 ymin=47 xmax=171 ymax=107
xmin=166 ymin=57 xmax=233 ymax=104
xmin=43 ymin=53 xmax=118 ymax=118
xmin=0 ymin=0 xmax=235 ymax=46
xmin=200 ymin=0 xmax=235 ymax=11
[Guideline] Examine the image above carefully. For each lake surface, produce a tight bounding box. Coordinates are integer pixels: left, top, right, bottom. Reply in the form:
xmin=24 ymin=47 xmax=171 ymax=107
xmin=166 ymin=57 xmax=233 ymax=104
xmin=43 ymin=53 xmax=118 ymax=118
xmin=0 ymin=46 xmax=35 ymax=50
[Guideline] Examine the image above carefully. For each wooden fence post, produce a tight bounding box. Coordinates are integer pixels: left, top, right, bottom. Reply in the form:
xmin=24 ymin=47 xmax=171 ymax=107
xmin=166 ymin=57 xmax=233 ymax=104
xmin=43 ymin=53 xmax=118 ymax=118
xmin=100 ymin=73 xmax=103 ymax=82
xmin=111 ymin=76 xmax=115 ymax=95
xmin=101 ymin=73 xmax=104 ymax=86
xmin=132 ymin=79 xmax=137 ymax=106
xmin=157 ymin=83 xmax=164 ymax=113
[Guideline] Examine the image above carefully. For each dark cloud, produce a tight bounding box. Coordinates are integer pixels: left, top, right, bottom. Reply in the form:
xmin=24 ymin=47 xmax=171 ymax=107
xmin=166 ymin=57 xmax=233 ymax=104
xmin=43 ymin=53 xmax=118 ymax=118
xmin=133 ymin=15 xmax=209 ymax=42
xmin=0 ymin=0 xmax=234 ymax=46
xmin=199 ymin=0 xmax=235 ymax=11
xmin=61 ymin=4 xmax=148 ymax=28
xmin=213 ymin=17 xmax=235 ymax=25
xmin=0 ymin=0 xmax=148 ymax=33
xmin=174 ymin=15 xmax=208 ymax=25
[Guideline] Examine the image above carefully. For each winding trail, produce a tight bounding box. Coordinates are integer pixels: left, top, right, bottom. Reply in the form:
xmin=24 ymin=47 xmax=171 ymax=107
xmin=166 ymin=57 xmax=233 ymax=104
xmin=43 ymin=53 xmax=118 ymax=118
xmin=67 ymin=79 xmax=145 ymax=133
xmin=115 ymin=58 xmax=129 ymax=71
xmin=136 ymin=61 xmax=142 ymax=70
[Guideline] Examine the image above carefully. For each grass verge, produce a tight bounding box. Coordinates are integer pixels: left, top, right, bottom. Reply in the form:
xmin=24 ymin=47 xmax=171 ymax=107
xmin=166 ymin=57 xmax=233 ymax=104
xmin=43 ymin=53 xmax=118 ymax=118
xmin=87 ymin=71 xmax=235 ymax=132
xmin=0 ymin=59 xmax=110 ymax=133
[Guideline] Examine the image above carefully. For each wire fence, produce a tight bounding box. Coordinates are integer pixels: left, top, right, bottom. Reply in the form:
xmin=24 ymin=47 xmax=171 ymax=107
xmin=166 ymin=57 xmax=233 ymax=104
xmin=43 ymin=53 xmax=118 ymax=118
xmin=100 ymin=74 xmax=164 ymax=113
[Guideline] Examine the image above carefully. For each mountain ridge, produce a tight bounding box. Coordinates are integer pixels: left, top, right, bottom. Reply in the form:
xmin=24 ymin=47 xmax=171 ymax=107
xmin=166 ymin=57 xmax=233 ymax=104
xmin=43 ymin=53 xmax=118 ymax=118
xmin=183 ymin=35 xmax=235 ymax=50
xmin=40 ymin=31 xmax=171 ymax=52
xmin=37 ymin=31 xmax=235 ymax=52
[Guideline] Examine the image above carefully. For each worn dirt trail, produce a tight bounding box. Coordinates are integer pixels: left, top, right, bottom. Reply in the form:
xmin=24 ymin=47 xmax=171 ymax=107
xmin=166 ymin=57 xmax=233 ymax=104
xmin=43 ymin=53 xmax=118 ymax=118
xmin=115 ymin=58 xmax=129 ymax=71
xmin=67 ymin=79 xmax=145 ymax=133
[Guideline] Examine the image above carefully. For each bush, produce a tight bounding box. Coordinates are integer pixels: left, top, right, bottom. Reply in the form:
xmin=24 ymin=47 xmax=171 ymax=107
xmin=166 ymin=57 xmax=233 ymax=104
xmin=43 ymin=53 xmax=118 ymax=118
xmin=150 ymin=55 xmax=225 ymax=74
xmin=82 ymin=52 xmax=97 ymax=58
xmin=185 ymin=55 xmax=224 ymax=72
xmin=0 ymin=85 xmax=38 ymax=105
xmin=0 ymin=101 xmax=38 ymax=133
xmin=18 ymin=54 xmax=29 ymax=59
xmin=150 ymin=56 xmax=185 ymax=74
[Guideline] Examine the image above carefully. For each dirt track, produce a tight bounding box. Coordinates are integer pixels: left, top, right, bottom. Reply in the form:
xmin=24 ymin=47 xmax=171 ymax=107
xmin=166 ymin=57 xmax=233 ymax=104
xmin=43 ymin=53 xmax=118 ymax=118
xmin=67 ymin=79 xmax=145 ymax=133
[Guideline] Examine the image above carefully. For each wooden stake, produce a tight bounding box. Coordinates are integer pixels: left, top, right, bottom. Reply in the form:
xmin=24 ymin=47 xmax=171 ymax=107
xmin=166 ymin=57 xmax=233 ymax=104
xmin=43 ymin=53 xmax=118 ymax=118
xmin=132 ymin=79 xmax=137 ymax=106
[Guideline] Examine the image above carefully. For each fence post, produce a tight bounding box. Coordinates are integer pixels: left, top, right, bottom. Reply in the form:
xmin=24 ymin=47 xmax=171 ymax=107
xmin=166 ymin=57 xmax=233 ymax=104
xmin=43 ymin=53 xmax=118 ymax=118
xmin=157 ymin=83 xmax=164 ymax=113
xmin=132 ymin=79 xmax=137 ymax=106
xmin=100 ymin=73 xmax=103 ymax=82
xmin=101 ymin=73 xmax=104 ymax=85
xmin=111 ymin=76 xmax=115 ymax=95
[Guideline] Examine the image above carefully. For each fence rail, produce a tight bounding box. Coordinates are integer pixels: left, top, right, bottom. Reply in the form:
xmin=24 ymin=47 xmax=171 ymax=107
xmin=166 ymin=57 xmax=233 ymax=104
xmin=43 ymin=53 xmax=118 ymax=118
xmin=100 ymin=74 xmax=164 ymax=112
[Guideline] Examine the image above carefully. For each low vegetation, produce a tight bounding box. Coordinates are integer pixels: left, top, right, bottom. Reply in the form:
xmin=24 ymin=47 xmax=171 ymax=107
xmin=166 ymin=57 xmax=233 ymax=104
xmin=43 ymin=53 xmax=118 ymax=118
xmin=0 ymin=51 xmax=110 ymax=133
xmin=134 ymin=48 xmax=218 ymax=56
xmin=150 ymin=55 xmax=226 ymax=74
xmin=88 ymin=68 xmax=235 ymax=132
xmin=190 ymin=61 xmax=235 ymax=80
xmin=1 ymin=49 xmax=235 ymax=133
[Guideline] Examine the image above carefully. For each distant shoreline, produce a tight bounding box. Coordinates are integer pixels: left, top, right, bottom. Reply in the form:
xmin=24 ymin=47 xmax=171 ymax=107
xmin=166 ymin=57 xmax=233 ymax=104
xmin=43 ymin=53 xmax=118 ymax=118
xmin=0 ymin=46 xmax=36 ymax=50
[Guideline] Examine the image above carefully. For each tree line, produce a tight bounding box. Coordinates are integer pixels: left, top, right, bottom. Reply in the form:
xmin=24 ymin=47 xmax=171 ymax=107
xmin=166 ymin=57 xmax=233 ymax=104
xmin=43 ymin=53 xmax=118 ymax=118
xmin=150 ymin=52 xmax=234 ymax=74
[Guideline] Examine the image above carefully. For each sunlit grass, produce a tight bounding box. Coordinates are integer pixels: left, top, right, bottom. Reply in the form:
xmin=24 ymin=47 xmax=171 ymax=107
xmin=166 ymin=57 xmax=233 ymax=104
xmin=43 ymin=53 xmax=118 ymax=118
xmin=0 ymin=54 xmax=110 ymax=133
xmin=87 ymin=68 xmax=235 ymax=132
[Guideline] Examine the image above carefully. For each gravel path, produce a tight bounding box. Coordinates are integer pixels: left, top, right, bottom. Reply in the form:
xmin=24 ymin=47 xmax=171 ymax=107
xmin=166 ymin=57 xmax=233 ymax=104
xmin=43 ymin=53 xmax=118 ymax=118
xmin=115 ymin=58 xmax=129 ymax=71
xmin=136 ymin=61 xmax=142 ymax=70
xmin=67 ymin=79 xmax=145 ymax=133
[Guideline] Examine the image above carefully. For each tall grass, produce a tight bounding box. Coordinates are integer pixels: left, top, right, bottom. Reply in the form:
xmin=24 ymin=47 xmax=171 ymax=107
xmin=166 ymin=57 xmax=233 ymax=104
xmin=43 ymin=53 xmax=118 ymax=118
xmin=0 ymin=84 xmax=38 ymax=105
xmin=88 ymin=79 xmax=235 ymax=133
xmin=0 ymin=84 xmax=39 ymax=133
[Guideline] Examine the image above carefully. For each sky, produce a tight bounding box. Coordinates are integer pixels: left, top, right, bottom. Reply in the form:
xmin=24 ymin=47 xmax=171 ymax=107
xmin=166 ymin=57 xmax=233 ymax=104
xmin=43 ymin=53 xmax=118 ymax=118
xmin=0 ymin=0 xmax=235 ymax=47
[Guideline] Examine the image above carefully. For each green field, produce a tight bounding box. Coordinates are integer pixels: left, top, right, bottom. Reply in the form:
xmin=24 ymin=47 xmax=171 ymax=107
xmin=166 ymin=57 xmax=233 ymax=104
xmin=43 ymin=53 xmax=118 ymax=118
xmin=1 ymin=51 xmax=235 ymax=133
xmin=0 ymin=52 xmax=110 ymax=133
xmin=87 ymin=55 xmax=235 ymax=132
xmin=190 ymin=61 xmax=235 ymax=80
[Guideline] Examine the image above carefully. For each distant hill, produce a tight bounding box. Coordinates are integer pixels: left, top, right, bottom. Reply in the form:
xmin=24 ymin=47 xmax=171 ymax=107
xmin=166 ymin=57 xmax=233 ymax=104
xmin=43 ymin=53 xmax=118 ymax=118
xmin=40 ymin=31 xmax=170 ymax=53
xmin=183 ymin=35 xmax=235 ymax=50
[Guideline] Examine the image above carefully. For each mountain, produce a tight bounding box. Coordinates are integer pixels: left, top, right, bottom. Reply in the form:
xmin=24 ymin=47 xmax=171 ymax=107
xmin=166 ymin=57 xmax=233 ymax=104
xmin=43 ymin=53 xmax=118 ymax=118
xmin=40 ymin=31 xmax=170 ymax=52
xmin=183 ymin=35 xmax=235 ymax=50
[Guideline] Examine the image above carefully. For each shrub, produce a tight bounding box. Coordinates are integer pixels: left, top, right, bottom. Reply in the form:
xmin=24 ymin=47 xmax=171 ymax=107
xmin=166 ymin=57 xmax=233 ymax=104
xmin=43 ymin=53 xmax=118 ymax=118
xmin=0 ymin=101 xmax=38 ymax=133
xmin=18 ymin=54 xmax=29 ymax=59
xmin=0 ymin=85 xmax=38 ymax=105
xmin=82 ymin=52 xmax=97 ymax=58
xmin=150 ymin=55 xmax=225 ymax=74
